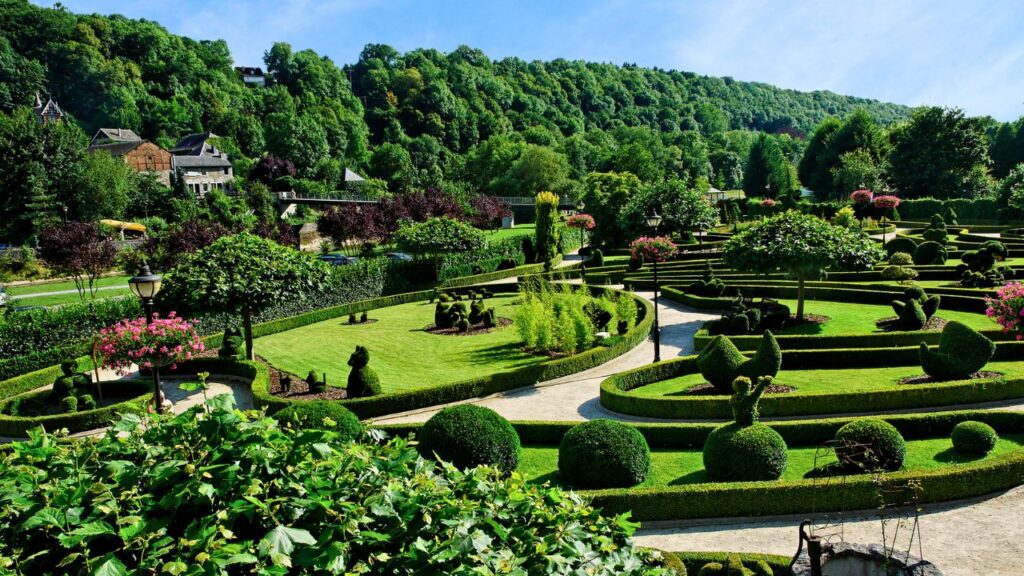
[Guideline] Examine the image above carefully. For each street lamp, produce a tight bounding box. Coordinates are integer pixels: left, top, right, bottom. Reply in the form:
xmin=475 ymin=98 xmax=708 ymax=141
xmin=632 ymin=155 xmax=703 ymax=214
xmin=128 ymin=262 xmax=164 ymax=413
xmin=575 ymin=200 xmax=586 ymax=249
xmin=646 ymin=211 xmax=663 ymax=363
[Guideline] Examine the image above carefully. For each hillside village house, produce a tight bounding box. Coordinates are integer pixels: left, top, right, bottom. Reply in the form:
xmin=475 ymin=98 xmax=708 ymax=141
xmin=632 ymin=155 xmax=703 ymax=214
xmin=170 ymin=132 xmax=234 ymax=197
xmin=32 ymin=93 xmax=63 ymax=123
xmin=87 ymin=128 xmax=173 ymax=185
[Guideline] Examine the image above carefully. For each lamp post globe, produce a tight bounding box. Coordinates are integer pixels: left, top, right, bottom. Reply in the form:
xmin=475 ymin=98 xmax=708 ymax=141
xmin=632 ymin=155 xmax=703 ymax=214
xmin=128 ymin=262 xmax=165 ymax=414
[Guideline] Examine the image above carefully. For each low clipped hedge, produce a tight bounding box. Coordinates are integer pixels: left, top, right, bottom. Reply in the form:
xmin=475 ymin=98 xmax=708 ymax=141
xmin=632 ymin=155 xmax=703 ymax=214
xmin=376 ymin=410 xmax=1024 ymax=521
xmin=440 ymin=262 xmax=546 ymax=289
xmin=253 ymin=286 xmax=654 ymax=419
xmin=0 ymin=378 xmax=151 ymax=437
xmin=600 ymin=349 xmax=1024 ymax=420
xmin=671 ymin=552 xmax=790 ymax=576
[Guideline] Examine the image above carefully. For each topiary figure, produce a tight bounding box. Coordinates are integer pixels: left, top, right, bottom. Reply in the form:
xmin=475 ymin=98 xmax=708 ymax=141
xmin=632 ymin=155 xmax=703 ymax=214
xmin=457 ymin=318 xmax=470 ymax=332
xmin=417 ymin=405 xmax=520 ymax=476
xmin=437 ymin=292 xmax=453 ymax=303
xmin=921 ymin=214 xmax=948 ymax=245
xmin=835 ymin=419 xmax=906 ymax=472
xmin=469 ymin=300 xmax=485 ymax=324
xmin=891 ymin=288 xmax=939 ymax=324
xmin=884 ymin=237 xmax=918 ymax=257
xmin=434 ymin=302 xmax=453 ymax=329
xmin=275 ymin=400 xmax=363 ymax=440
xmin=894 ymin=298 xmax=927 ymax=330
xmin=951 ymin=420 xmax=998 ymax=455
xmin=741 ymin=331 xmax=782 ymax=383
xmin=689 ymin=261 xmax=726 ymax=297
xmin=346 ymin=345 xmax=382 ymax=398
xmin=79 ymin=394 xmax=97 ymax=411
xmin=703 ymin=376 xmax=788 ymax=481
xmin=305 ymin=370 xmax=326 ymax=394
xmin=558 ymin=419 xmax=651 ymax=488
xmin=959 ymin=240 xmax=1014 ymax=288
xmin=697 ymin=336 xmax=747 ymax=392
xmin=589 ymin=248 xmax=605 ymax=267
xmin=628 ymin=253 xmax=644 ymax=271
xmin=50 ymin=359 xmax=92 ymax=406
xmin=482 ymin=308 xmax=497 ymax=328
xmin=60 ymin=396 xmax=78 ymax=413
xmin=943 ymin=206 xmax=958 ymax=226
xmin=218 ymin=327 xmax=245 ymax=359
xmin=881 ymin=252 xmax=918 ymax=284
xmin=912 ymin=241 xmax=947 ymax=265
xmin=904 ymin=286 xmax=926 ymax=301
xmin=919 ymin=320 xmax=995 ymax=381
xmin=348 ymin=313 xmax=357 ymax=324
xmin=360 ymin=311 xmax=369 ymax=323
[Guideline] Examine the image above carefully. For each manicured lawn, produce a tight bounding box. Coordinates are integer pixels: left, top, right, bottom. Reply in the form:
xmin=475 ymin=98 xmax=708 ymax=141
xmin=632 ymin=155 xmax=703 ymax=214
xmin=772 ymin=298 xmax=993 ymax=335
xmin=7 ymin=275 xmax=131 ymax=297
xmin=486 ymin=224 xmax=535 ymax=243
xmin=256 ymin=296 xmax=546 ymax=394
xmin=518 ymin=434 xmax=1024 ymax=487
xmin=5 ymin=275 xmax=133 ymax=307
xmin=12 ymin=289 xmax=133 ymax=308
xmin=634 ymin=360 xmax=1024 ymax=398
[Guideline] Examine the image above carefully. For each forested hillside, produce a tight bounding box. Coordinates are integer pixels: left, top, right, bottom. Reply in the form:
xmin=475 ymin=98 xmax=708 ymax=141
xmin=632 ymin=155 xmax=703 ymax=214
xmin=0 ymin=0 xmax=909 ymax=195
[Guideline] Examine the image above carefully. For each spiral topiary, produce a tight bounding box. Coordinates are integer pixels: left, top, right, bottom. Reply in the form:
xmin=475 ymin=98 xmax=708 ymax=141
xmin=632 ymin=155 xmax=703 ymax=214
xmin=835 ymin=419 xmax=906 ymax=472
xmin=417 ymin=405 xmax=521 ymax=476
xmin=346 ymin=345 xmax=382 ymax=398
xmin=558 ymin=419 xmax=651 ymax=488
xmin=275 ymin=400 xmax=363 ymax=440
xmin=919 ymin=320 xmax=995 ymax=381
xmin=951 ymin=421 xmax=998 ymax=455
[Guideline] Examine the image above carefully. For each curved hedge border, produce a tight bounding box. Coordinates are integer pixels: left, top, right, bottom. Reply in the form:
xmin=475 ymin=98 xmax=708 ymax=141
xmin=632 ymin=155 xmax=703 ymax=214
xmin=670 ymin=552 xmax=790 ymax=576
xmin=379 ymin=409 xmax=1024 ymax=522
xmin=0 ymin=379 xmax=151 ymax=437
xmin=599 ymin=349 xmax=1024 ymax=420
xmin=252 ymin=285 xmax=654 ymax=419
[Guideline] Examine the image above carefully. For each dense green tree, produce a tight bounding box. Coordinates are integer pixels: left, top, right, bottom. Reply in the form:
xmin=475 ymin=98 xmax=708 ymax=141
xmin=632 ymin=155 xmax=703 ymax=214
xmin=831 ymin=149 xmax=885 ymax=198
xmin=368 ymin=142 xmax=416 ymax=192
xmin=70 ymin=150 xmax=133 ymax=221
xmin=582 ymin=171 xmax=641 ymax=247
xmin=501 ymin=145 xmax=570 ymax=196
xmin=990 ymin=121 xmax=1023 ymax=179
xmin=743 ymin=134 xmax=796 ymax=199
xmin=888 ymin=107 xmax=991 ymax=199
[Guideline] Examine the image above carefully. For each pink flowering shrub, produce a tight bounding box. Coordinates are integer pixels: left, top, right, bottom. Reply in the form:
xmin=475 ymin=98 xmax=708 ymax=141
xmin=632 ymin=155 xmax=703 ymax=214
xmin=98 ymin=313 xmax=205 ymax=374
xmin=850 ymin=189 xmax=873 ymax=204
xmin=759 ymin=198 xmax=776 ymax=209
xmin=986 ymin=282 xmax=1024 ymax=340
xmin=566 ymin=213 xmax=596 ymax=230
xmin=630 ymin=236 xmax=678 ymax=263
xmin=872 ymin=195 xmax=901 ymax=211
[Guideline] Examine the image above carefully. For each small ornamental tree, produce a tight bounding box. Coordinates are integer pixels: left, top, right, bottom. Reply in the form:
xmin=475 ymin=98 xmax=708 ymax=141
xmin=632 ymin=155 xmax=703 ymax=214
xmin=395 ymin=216 xmax=486 ymax=277
xmin=723 ymin=210 xmax=883 ymax=320
xmin=986 ymin=281 xmax=1024 ymax=340
xmin=872 ymin=194 xmax=901 ymax=243
xmin=850 ymin=188 xmax=873 ymax=221
xmin=534 ymin=191 xmax=561 ymax=263
xmin=664 ymin=187 xmax=719 ymax=247
xmin=160 ymin=232 xmax=327 ymax=359
xmin=566 ymin=213 xmax=596 ymax=249
xmin=37 ymin=222 xmax=117 ymax=304
xmin=629 ymin=236 xmax=678 ymax=263
xmin=97 ymin=313 xmax=205 ymax=373
xmin=469 ymin=195 xmax=512 ymax=231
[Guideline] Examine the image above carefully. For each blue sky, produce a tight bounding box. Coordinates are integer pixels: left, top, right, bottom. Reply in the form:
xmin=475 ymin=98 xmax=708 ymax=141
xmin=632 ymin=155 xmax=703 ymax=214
xmin=42 ymin=0 xmax=1024 ymax=120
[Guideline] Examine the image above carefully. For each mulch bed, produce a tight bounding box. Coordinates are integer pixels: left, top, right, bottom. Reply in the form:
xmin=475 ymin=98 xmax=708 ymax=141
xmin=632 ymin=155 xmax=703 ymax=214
xmin=899 ymin=371 xmax=1003 ymax=385
xmin=339 ymin=319 xmax=379 ymax=326
xmin=685 ymin=382 xmax=796 ymax=395
xmin=424 ymin=317 xmax=512 ymax=336
xmin=262 ymin=359 xmax=348 ymax=400
xmin=782 ymin=314 xmax=831 ymax=328
xmin=875 ymin=316 xmax=948 ymax=332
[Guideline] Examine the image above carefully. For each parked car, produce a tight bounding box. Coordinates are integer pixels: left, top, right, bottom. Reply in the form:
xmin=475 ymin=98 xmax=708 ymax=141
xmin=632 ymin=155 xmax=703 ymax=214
xmin=386 ymin=252 xmax=414 ymax=262
xmin=317 ymin=254 xmax=359 ymax=266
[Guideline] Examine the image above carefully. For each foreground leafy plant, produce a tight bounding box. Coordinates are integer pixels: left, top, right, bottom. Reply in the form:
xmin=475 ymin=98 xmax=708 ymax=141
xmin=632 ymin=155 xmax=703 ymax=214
xmin=0 ymin=399 xmax=668 ymax=575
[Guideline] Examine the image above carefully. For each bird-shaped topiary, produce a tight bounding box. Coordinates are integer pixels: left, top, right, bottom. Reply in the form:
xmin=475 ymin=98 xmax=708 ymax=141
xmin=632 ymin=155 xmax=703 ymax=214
xmin=697 ymin=331 xmax=781 ymax=393
xmin=919 ymin=320 xmax=995 ymax=381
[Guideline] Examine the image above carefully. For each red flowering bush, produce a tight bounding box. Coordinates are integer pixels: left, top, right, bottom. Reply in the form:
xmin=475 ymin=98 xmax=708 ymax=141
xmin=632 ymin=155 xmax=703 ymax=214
xmin=850 ymin=189 xmax=873 ymax=204
xmin=759 ymin=199 xmax=776 ymax=209
xmin=630 ymin=236 xmax=678 ymax=263
xmin=566 ymin=213 xmax=596 ymax=230
xmin=873 ymin=195 xmax=901 ymax=211
xmin=986 ymin=282 xmax=1024 ymax=340
xmin=98 ymin=313 xmax=205 ymax=374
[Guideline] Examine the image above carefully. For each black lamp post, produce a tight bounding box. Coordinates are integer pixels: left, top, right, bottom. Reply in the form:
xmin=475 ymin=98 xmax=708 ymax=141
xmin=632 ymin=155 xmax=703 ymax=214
xmin=128 ymin=262 xmax=164 ymax=413
xmin=575 ymin=200 xmax=586 ymax=249
xmin=646 ymin=210 xmax=663 ymax=362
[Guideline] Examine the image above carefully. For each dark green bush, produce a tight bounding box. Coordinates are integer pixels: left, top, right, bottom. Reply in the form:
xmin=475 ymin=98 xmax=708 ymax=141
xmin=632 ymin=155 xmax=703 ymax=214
xmin=951 ymin=420 xmax=998 ymax=455
xmin=904 ymin=286 xmax=926 ymax=301
xmin=60 ymin=396 xmax=77 ymax=413
xmin=469 ymin=300 xmax=484 ymax=324
xmin=896 ymin=298 xmax=926 ymax=330
xmin=702 ymin=422 xmax=788 ymax=481
xmin=835 ymin=419 xmax=906 ymax=471
xmin=418 ymin=405 xmax=521 ymax=475
xmin=346 ymin=345 xmax=382 ymax=398
xmin=884 ymin=237 xmax=918 ymax=257
xmin=920 ymin=321 xmax=995 ymax=381
xmin=742 ymin=331 xmax=781 ymax=381
xmin=305 ymin=370 xmax=325 ymax=394
xmin=589 ymin=249 xmax=605 ymax=267
xmin=697 ymin=563 xmax=723 ymax=576
xmin=697 ymin=336 xmax=747 ymax=392
xmin=912 ymin=241 xmax=947 ymax=265
xmin=80 ymin=394 xmax=96 ymax=411
xmin=275 ymin=400 xmax=363 ymax=440
xmin=457 ymin=318 xmax=470 ymax=332
xmin=921 ymin=295 xmax=941 ymax=318
xmin=218 ymin=327 xmax=245 ymax=359
xmin=558 ymin=419 xmax=651 ymax=488
xmin=482 ymin=308 xmax=497 ymax=328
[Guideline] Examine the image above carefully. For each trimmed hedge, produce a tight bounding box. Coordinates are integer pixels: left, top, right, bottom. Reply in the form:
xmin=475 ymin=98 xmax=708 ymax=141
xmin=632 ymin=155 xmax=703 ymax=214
xmin=703 ymin=422 xmax=788 ymax=481
xmin=275 ymin=400 xmax=363 ymax=440
xmin=558 ymin=419 xmax=651 ymax=488
xmin=418 ymin=405 xmax=520 ymax=475
xmin=0 ymin=378 xmax=150 ymax=437
xmin=951 ymin=420 xmax=998 ymax=455
xmin=835 ymin=419 xmax=906 ymax=471
xmin=440 ymin=262 xmax=546 ymax=289
xmin=671 ymin=552 xmax=790 ymax=576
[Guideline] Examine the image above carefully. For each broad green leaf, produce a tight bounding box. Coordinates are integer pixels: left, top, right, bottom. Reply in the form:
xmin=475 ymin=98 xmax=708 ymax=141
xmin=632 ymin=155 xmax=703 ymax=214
xmin=93 ymin=556 xmax=128 ymax=576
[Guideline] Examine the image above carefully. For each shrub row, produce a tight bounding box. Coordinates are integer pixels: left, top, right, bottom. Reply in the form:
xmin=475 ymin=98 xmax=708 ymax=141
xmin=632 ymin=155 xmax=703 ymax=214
xmin=0 ymin=379 xmax=151 ymax=437
xmin=253 ymin=288 xmax=654 ymax=419
xmin=440 ymin=262 xmax=546 ymax=288
xmin=670 ymin=552 xmax=791 ymax=576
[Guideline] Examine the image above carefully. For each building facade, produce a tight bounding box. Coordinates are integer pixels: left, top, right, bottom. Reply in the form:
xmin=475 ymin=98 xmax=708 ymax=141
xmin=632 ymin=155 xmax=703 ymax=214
xmin=170 ymin=132 xmax=234 ymax=197
xmin=88 ymin=129 xmax=173 ymax=185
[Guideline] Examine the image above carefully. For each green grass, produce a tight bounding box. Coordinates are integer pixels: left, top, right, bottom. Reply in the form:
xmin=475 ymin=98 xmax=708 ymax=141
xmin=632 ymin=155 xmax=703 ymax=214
xmin=4 ymin=275 xmax=133 ymax=308
xmin=485 ymin=223 xmax=535 ymax=243
xmin=12 ymin=290 xmax=133 ymax=308
xmin=6 ymin=275 xmax=131 ymax=297
xmin=634 ymin=360 xmax=1024 ymax=398
xmin=773 ymin=298 xmax=993 ymax=335
xmin=255 ymin=296 xmax=546 ymax=394
xmin=518 ymin=434 xmax=1024 ymax=487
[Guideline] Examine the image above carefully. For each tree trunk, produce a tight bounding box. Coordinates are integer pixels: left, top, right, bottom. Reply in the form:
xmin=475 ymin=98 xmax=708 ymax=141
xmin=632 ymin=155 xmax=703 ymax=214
xmin=242 ymin=306 xmax=255 ymax=361
xmin=796 ymin=275 xmax=806 ymax=321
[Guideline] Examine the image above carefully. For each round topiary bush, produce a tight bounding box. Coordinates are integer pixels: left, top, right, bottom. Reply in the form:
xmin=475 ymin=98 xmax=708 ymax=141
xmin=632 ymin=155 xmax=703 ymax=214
xmin=558 ymin=419 xmax=651 ymax=488
xmin=275 ymin=400 xmax=363 ymax=440
xmin=835 ymin=419 xmax=906 ymax=472
xmin=951 ymin=421 xmax=998 ymax=455
xmin=418 ymin=405 xmax=520 ymax=475
xmin=912 ymin=241 xmax=947 ymax=265
xmin=702 ymin=422 xmax=788 ymax=481
xmin=885 ymin=237 xmax=918 ymax=257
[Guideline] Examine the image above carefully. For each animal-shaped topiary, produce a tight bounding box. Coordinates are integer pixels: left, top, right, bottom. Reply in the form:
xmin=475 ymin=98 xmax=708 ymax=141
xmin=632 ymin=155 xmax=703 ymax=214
xmin=434 ymin=302 xmax=453 ymax=328
xmin=469 ymin=300 xmax=485 ymax=324
xmin=919 ymin=320 xmax=995 ymax=380
xmin=482 ymin=308 xmax=497 ymax=328
xmin=912 ymin=241 xmax=947 ymax=265
xmin=346 ymin=345 xmax=382 ymax=398
xmin=697 ymin=331 xmax=781 ymax=393
xmin=921 ymin=214 xmax=949 ymax=245
xmin=891 ymin=287 xmax=940 ymax=325
xmin=702 ymin=376 xmax=788 ymax=482
xmin=218 ymin=327 xmax=245 ymax=359
xmin=689 ymin=261 xmax=726 ymax=297
xmin=305 ymin=370 xmax=326 ymax=394
xmin=959 ymin=240 xmax=1013 ymax=288
xmin=49 ymin=359 xmax=93 ymax=412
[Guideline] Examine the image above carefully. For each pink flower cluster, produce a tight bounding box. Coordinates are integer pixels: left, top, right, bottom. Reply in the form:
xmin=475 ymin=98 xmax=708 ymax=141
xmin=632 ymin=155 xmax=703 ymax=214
xmin=760 ymin=199 xmax=777 ymax=208
xmin=872 ymin=195 xmax=901 ymax=211
xmin=98 ymin=312 xmax=205 ymax=374
xmin=566 ymin=213 xmax=596 ymax=230
xmin=985 ymin=282 xmax=1024 ymax=340
xmin=630 ymin=235 xmax=678 ymax=263
xmin=850 ymin=189 xmax=873 ymax=204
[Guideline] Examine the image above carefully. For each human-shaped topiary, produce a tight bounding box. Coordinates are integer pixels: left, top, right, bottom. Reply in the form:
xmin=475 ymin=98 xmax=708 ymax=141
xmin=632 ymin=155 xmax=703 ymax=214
xmin=469 ymin=300 xmax=485 ymax=324
xmin=702 ymin=375 xmax=788 ymax=481
xmin=346 ymin=345 xmax=382 ymax=398
xmin=697 ymin=332 xmax=781 ymax=393
xmin=218 ymin=327 xmax=245 ymax=359
xmin=730 ymin=375 xmax=772 ymax=426
xmin=919 ymin=320 xmax=995 ymax=380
